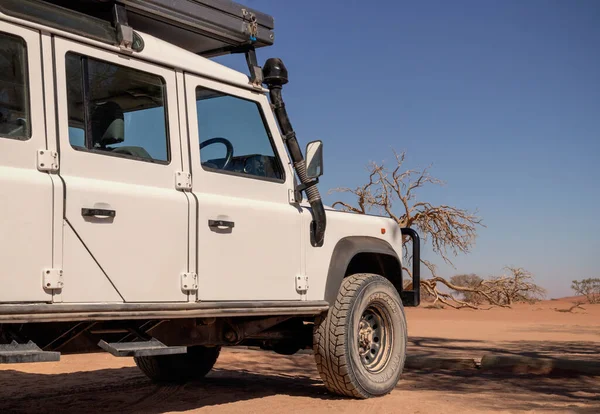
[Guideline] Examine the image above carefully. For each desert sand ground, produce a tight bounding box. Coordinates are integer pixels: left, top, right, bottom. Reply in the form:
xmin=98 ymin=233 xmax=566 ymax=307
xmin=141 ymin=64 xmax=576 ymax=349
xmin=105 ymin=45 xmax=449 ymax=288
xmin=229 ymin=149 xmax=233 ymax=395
xmin=0 ymin=297 xmax=598 ymax=413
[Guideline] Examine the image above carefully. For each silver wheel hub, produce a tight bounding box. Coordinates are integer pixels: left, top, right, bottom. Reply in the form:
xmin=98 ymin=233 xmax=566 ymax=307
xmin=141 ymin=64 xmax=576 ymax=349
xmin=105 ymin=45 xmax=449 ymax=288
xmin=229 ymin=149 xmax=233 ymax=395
xmin=357 ymin=304 xmax=393 ymax=373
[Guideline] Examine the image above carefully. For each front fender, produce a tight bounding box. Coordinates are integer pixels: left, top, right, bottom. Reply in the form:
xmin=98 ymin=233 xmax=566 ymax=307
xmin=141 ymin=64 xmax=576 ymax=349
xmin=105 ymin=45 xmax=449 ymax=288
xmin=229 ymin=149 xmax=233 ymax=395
xmin=324 ymin=236 xmax=401 ymax=304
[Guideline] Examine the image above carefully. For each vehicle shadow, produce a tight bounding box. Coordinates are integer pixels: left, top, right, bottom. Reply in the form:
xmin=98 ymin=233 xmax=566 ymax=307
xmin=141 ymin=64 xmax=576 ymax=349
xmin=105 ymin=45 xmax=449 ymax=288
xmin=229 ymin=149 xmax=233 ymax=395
xmin=0 ymin=342 xmax=598 ymax=413
xmin=1 ymin=363 xmax=598 ymax=413
xmin=0 ymin=365 xmax=336 ymax=414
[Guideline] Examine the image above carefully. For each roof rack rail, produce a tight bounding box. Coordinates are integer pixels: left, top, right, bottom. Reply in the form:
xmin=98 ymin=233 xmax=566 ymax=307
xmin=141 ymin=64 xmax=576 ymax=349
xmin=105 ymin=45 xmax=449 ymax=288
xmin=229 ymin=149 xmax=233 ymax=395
xmin=0 ymin=0 xmax=274 ymax=83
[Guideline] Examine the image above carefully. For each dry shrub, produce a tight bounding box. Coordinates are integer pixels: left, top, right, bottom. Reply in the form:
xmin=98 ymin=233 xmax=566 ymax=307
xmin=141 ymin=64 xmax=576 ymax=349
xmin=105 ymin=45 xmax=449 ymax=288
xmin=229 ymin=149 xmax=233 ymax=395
xmin=571 ymin=278 xmax=600 ymax=304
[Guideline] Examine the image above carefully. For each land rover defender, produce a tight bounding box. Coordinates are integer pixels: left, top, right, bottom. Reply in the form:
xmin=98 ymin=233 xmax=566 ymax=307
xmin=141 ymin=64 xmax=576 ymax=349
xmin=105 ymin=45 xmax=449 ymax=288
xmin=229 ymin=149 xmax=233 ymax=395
xmin=0 ymin=0 xmax=420 ymax=399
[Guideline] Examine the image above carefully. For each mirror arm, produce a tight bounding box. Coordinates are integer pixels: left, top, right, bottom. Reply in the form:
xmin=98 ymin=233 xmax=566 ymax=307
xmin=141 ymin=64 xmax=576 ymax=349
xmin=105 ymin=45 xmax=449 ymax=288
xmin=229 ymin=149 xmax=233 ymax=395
xmin=295 ymin=178 xmax=319 ymax=203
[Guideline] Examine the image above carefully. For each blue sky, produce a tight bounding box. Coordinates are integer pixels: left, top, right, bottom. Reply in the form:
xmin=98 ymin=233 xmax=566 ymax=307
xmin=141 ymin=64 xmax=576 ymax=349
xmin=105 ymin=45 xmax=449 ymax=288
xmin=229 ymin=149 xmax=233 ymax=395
xmin=215 ymin=0 xmax=600 ymax=298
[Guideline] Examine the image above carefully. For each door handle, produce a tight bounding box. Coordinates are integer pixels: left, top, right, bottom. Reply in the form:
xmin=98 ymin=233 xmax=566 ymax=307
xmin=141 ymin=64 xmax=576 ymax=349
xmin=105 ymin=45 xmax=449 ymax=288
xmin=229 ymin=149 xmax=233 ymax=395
xmin=208 ymin=219 xmax=234 ymax=229
xmin=82 ymin=208 xmax=116 ymax=218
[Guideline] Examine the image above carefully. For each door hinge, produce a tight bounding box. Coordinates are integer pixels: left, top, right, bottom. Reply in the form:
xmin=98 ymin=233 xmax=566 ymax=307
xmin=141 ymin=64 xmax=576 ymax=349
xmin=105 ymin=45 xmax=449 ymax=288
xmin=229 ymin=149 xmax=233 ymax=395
xmin=288 ymin=189 xmax=299 ymax=204
xmin=296 ymin=275 xmax=309 ymax=292
xmin=181 ymin=272 xmax=198 ymax=292
xmin=43 ymin=269 xmax=64 ymax=290
xmin=175 ymin=171 xmax=192 ymax=191
xmin=37 ymin=150 xmax=59 ymax=172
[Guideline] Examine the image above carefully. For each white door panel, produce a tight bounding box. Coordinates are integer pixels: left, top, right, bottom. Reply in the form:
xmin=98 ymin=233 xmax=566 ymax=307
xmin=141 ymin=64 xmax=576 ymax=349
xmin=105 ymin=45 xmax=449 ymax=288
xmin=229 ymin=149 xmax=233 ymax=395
xmin=62 ymin=176 xmax=189 ymax=301
xmin=54 ymin=38 xmax=189 ymax=303
xmin=185 ymin=74 xmax=302 ymax=301
xmin=197 ymin=193 xmax=302 ymax=300
xmin=0 ymin=23 xmax=53 ymax=302
xmin=0 ymin=168 xmax=54 ymax=302
xmin=61 ymin=223 xmax=122 ymax=303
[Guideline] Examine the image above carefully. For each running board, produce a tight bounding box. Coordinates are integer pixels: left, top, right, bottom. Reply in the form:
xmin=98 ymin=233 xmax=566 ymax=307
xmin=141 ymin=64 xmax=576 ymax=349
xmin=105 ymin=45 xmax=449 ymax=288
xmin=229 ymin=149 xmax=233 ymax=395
xmin=98 ymin=339 xmax=187 ymax=357
xmin=0 ymin=340 xmax=60 ymax=364
xmin=0 ymin=301 xmax=329 ymax=323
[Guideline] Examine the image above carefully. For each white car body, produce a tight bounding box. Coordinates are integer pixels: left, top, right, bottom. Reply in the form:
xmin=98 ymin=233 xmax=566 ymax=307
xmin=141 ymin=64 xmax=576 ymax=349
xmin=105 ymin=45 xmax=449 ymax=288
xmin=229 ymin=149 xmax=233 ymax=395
xmin=0 ymin=3 xmax=419 ymax=374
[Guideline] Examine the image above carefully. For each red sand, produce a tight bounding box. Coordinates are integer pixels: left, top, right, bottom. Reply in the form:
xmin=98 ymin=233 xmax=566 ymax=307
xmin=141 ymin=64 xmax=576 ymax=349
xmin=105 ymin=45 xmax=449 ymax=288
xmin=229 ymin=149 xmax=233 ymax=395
xmin=1 ymin=297 xmax=598 ymax=413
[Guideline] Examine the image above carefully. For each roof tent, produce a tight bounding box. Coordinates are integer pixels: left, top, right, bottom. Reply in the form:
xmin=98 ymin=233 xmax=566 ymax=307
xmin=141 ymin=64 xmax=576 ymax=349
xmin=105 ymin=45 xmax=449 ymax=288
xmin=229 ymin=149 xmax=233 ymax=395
xmin=0 ymin=0 xmax=275 ymax=57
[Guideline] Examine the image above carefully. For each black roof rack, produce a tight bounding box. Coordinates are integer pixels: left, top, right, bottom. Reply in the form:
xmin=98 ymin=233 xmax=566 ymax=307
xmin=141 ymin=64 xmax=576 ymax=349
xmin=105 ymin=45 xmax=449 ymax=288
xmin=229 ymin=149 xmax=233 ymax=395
xmin=0 ymin=0 xmax=274 ymax=57
xmin=1 ymin=0 xmax=274 ymax=84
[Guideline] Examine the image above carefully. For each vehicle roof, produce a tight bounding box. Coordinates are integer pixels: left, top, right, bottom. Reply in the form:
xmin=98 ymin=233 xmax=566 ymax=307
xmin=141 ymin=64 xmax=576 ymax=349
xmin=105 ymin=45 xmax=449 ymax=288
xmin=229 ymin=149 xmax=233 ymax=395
xmin=0 ymin=9 xmax=266 ymax=93
xmin=132 ymin=30 xmax=265 ymax=91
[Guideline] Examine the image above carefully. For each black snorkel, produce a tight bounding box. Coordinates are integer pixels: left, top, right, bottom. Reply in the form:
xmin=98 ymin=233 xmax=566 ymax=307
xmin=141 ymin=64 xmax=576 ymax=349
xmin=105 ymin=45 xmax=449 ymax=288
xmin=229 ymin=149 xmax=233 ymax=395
xmin=262 ymin=58 xmax=326 ymax=247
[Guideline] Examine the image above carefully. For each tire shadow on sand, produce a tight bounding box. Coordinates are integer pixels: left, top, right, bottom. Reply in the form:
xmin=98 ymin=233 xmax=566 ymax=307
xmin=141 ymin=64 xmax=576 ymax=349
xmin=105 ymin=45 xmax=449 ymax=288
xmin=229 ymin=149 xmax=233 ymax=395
xmin=0 ymin=367 xmax=336 ymax=413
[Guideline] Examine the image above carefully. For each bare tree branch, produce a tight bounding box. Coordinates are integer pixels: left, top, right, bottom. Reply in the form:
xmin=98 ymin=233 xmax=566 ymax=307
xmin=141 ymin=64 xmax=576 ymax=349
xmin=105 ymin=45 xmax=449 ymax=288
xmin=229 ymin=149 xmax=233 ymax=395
xmin=331 ymin=150 xmax=545 ymax=309
xmin=330 ymin=150 xmax=484 ymax=264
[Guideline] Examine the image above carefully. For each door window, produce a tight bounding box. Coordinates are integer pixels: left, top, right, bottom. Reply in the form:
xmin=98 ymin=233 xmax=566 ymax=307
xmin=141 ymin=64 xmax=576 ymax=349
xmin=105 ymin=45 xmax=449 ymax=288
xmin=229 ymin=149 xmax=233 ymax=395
xmin=0 ymin=32 xmax=30 ymax=140
xmin=65 ymin=52 xmax=169 ymax=163
xmin=196 ymin=87 xmax=284 ymax=181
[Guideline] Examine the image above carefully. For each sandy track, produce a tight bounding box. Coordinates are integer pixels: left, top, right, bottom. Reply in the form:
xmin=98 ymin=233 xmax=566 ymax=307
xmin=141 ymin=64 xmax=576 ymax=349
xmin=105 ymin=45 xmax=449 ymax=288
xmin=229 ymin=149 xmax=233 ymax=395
xmin=1 ymin=299 xmax=598 ymax=413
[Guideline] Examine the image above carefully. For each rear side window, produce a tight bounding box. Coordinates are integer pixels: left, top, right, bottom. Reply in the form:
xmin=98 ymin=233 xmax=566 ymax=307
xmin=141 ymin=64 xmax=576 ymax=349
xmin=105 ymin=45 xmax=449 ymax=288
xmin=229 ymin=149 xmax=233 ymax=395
xmin=65 ymin=52 xmax=169 ymax=163
xmin=0 ymin=32 xmax=30 ymax=140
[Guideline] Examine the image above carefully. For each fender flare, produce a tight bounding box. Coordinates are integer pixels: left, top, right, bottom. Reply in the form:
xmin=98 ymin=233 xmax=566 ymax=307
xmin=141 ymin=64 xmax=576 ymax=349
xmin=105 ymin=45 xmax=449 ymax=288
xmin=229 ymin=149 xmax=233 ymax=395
xmin=323 ymin=236 xmax=401 ymax=305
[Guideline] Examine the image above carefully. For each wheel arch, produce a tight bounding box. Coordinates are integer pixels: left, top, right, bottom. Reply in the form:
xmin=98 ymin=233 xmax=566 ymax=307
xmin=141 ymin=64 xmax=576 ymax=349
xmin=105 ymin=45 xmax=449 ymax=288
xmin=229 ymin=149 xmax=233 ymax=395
xmin=324 ymin=236 xmax=403 ymax=305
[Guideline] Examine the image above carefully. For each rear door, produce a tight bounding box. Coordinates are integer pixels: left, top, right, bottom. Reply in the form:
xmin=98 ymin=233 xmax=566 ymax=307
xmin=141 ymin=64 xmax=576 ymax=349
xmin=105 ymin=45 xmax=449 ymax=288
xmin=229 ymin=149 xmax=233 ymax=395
xmin=0 ymin=22 xmax=53 ymax=302
xmin=53 ymin=37 xmax=189 ymax=302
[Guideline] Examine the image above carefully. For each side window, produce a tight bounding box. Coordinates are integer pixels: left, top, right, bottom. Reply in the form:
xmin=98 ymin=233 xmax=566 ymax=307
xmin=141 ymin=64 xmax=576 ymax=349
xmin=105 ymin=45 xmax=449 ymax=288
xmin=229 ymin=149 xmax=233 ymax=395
xmin=65 ymin=53 xmax=169 ymax=163
xmin=196 ymin=86 xmax=284 ymax=181
xmin=0 ymin=32 xmax=30 ymax=140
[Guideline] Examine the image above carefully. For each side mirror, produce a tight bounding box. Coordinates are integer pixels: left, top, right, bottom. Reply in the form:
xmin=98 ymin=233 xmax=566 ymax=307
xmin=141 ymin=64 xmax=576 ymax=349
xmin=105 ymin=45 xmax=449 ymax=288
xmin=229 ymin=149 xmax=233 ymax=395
xmin=305 ymin=140 xmax=324 ymax=179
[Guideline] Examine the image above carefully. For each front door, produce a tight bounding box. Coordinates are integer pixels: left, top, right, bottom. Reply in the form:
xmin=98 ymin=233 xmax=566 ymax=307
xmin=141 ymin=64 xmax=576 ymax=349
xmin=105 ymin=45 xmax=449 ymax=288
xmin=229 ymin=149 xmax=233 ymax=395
xmin=185 ymin=74 xmax=303 ymax=301
xmin=0 ymin=22 xmax=53 ymax=302
xmin=53 ymin=38 xmax=189 ymax=302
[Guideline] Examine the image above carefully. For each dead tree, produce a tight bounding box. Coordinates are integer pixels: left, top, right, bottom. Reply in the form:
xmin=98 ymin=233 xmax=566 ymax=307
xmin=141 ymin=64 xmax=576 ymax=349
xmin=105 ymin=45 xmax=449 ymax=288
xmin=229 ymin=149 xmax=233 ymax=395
xmin=487 ymin=266 xmax=546 ymax=305
xmin=418 ymin=265 xmax=546 ymax=309
xmin=555 ymin=302 xmax=586 ymax=313
xmin=571 ymin=278 xmax=600 ymax=304
xmin=330 ymin=150 xmax=544 ymax=309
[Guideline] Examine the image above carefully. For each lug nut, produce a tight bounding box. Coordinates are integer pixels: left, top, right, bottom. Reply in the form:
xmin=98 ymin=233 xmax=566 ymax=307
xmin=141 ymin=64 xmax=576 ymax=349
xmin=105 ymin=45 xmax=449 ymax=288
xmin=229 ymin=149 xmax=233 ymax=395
xmin=224 ymin=330 xmax=237 ymax=342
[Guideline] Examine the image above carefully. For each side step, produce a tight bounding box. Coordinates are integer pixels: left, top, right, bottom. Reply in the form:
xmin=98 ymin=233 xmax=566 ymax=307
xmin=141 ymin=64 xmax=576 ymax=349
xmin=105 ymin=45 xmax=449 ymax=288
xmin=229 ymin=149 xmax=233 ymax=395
xmin=98 ymin=339 xmax=187 ymax=357
xmin=0 ymin=341 xmax=60 ymax=364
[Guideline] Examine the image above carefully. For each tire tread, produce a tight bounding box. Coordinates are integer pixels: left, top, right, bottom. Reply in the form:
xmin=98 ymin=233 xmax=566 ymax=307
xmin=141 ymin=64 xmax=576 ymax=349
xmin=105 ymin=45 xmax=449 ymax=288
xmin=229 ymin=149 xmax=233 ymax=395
xmin=313 ymin=273 xmax=384 ymax=398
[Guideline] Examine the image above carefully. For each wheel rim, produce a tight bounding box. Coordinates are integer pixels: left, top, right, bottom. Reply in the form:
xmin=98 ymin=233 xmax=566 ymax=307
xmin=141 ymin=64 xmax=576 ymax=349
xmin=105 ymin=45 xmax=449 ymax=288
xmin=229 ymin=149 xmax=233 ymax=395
xmin=357 ymin=303 xmax=393 ymax=373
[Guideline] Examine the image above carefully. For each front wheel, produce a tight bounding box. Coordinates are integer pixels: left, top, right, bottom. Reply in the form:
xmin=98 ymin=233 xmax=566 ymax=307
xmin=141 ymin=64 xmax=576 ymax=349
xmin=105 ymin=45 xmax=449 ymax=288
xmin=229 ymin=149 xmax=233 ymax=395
xmin=313 ymin=273 xmax=407 ymax=398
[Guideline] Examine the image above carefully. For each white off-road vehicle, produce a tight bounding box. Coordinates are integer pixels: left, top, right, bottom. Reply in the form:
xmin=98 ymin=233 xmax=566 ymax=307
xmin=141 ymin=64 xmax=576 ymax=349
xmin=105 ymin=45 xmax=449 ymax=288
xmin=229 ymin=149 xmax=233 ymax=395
xmin=0 ymin=0 xmax=421 ymax=399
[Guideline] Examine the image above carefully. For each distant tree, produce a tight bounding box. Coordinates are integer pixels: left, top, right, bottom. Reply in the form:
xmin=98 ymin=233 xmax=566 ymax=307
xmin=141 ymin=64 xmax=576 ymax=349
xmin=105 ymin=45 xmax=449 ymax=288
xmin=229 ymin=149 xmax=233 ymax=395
xmin=571 ymin=278 xmax=600 ymax=304
xmin=450 ymin=274 xmax=485 ymax=304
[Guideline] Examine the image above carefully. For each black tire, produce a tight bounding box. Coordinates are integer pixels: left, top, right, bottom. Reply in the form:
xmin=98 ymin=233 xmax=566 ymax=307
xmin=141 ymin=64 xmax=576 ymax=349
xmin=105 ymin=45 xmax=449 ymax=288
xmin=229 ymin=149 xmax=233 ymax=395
xmin=313 ymin=273 xmax=407 ymax=399
xmin=134 ymin=345 xmax=221 ymax=383
xmin=272 ymin=341 xmax=302 ymax=356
